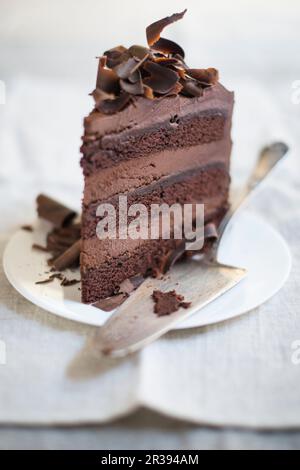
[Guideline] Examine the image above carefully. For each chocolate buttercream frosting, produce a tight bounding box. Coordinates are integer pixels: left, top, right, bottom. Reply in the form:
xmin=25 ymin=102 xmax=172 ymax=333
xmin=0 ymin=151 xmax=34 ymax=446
xmin=91 ymin=9 xmax=219 ymax=114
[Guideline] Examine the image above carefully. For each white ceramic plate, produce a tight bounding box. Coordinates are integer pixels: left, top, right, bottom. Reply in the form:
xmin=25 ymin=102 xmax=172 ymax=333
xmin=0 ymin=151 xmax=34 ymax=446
xmin=3 ymin=210 xmax=291 ymax=330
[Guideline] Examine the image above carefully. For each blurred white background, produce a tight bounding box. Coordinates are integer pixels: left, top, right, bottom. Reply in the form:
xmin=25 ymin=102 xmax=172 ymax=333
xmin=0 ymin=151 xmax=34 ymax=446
xmin=1 ymin=0 xmax=300 ymax=83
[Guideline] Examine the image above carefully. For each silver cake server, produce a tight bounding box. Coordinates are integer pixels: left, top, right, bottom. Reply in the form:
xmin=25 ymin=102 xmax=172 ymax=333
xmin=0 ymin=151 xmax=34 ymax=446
xmin=91 ymin=142 xmax=288 ymax=357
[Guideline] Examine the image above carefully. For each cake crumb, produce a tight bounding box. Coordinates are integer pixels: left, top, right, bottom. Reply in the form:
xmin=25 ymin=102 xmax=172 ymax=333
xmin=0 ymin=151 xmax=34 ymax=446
xmin=152 ymin=289 xmax=191 ymax=316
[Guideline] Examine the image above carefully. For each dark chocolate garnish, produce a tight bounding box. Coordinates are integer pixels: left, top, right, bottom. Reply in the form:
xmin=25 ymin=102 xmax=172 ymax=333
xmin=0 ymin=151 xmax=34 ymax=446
xmin=152 ymin=289 xmax=191 ymax=316
xmin=36 ymin=194 xmax=77 ymax=228
xmin=143 ymin=61 xmax=179 ymax=94
xmin=186 ymin=68 xmax=219 ymax=85
xmin=32 ymin=243 xmax=49 ymax=252
xmin=114 ymin=57 xmax=140 ymax=79
xmin=120 ymin=77 xmax=143 ymax=95
xmin=96 ymin=58 xmax=120 ymax=94
xmin=35 ymin=277 xmax=54 ymax=285
xmin=90 ymin=88 xmax=115 ymax=106
xmin=150 ymin=37 xmax=185 ymax=58
xmin=96 ymin=93 xmax=131 ymax=114
xmin=181 ymin=79 xmax=204 ymax=97
xmin=146 ymin=9 xmax=187 ymax=47
xmin=60 ymin=278 xmax=80 ymax=287
xmin=21 ymin=225 xmax=33 ymax=232
xmin=90 ymin=10 xmax=219 ymax=114
xmin=104 ymin=46 xmax=129 ymax=68
xmin=51 ymin=239 xmax=81 ymax=271
xmin=92 ymin=293 xmax=128 ymax=312
xmin=204 ymin=222 xmax=219 ymax=240
xmin=128 ymin=45 xmax=150 ymax=60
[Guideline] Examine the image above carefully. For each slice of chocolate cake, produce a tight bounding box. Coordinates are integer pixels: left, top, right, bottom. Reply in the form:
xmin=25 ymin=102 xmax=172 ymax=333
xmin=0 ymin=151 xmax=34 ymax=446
xmin=80 ymin=10 xmax=234 ymax=303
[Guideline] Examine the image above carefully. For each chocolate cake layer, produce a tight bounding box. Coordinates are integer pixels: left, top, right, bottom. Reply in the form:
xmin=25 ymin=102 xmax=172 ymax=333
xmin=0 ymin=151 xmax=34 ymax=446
xmin=81 ymin=84 xmax=233 ymax=175
xmin=83 ymin=137 xmax=231 ymax=206
xmin=82 ymin=162 xmax=230 ymax=240
xmin=81 ymin=210 xmax=225 ymax=303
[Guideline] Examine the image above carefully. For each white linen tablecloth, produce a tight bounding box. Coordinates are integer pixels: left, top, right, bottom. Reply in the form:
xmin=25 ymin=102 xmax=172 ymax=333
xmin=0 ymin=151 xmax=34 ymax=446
xmin=0 ymin=75 xmax=300 ymax=428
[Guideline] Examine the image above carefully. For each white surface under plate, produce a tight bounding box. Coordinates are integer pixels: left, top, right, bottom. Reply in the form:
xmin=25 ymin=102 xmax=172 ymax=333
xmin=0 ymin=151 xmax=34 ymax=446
xmin=3 ymin=210 xmax=291 ymax=330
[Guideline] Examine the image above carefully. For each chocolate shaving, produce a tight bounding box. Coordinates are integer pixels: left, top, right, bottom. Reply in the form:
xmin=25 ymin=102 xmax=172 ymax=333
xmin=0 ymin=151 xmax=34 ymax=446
xmin=32 ymin=243 xmax=49 ymax=252
xmin=90 ymin=88 xmax=115 ymax=106
xmin=92 ymin=293 xmax=128 ymax=312
xmin=181 ymin=79 xmax=203 ymax=97
xmin=96 ymin=93 xmax=131 ymax=114
xmin=120 ymin=77 xmax=143 ymax=95
xmin=114 ymin=57 xmax=140 ymax=79
xmin=104 ymin=46 xmax=129 ymax=68
xmin=60 ymin=278 xmax=80 ymax=287
xmin=151 ymin=37 xmax=185 ymax=58
xmin=21 ymin=225 xmax=33 ymax=232
xmin=90 ymin=10 xmax=219 ymax=114
xmin=152 ymin=289 xmax=191 ymax=316
xmin=143 ymin=61 xmax=179 ymax=94
xmin=165 ymin=81 xmax=183 ymax=96
xmin=204 ymin=222 xmax=219 ymax=240
xmin=146 ymin=9 xmax=187 ymax=47
xmin=35 ymin=278 xmax=54 ymax=285
xmin=36 ymin=194 xmax=77 ymax=228
xmin=96 ymin=59 xmax=120 ymax=94
xmin=128 ymin=45 xmax=150 ymax=60
xmin=186 ymin=68 xmax=219 ymax=85
xmin=50 ymin=239 xmax=81 ymax=271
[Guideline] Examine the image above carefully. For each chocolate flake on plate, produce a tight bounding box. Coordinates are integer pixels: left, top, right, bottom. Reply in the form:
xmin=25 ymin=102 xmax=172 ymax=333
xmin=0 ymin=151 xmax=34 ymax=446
xmin=36 ymin=194 xmax=77 ymax=228
xmin=152 ymin=289 xmax=191 ymax=316
xmin=21 ymin=224 xmax=33 ymax=232
xmin=32 ymin=243 xmax=49 ymax=252
xmin=60 ymin=277 xmax=80 ymax=287
xmin=50 ymin=239 xmax=81 ymax=271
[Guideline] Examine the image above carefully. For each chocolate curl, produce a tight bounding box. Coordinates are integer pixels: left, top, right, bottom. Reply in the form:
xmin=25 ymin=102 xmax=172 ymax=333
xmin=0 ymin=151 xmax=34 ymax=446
xmin=120 ymin=79 xmax=143 ymax=95
xmin=181 ymin=79 xmax=203 ymax=97
xmin=90 ymin=88 xmax=115 ymax=106
xmin=186 ymin=68 xmax=219 ymax=85
xmin=151 ymin=38 xmax=185 ymax=58
xmin=104 ymin=46 xmax=129 ymax=68
xmin=96 ymin=58 xmax=120 ymax=94
xmin=146 ymin=9 xmax=187 ymax=48
xmin=143 ymin=61 xmax=179 ymax=94
xmin=96 ymin=92 xmax=131 ymax=114
xmin=128 ymin=45 xmax=150 ymax=60
xmin=51 ymin=239 xmax=81 ymax=271
xmin=204 ymin=222 xmax=219 ymax=240
xmin=92 ymin=293 xmax=128 ymax=312
xmin=36 ymin=194 xmax=77 ymax=228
